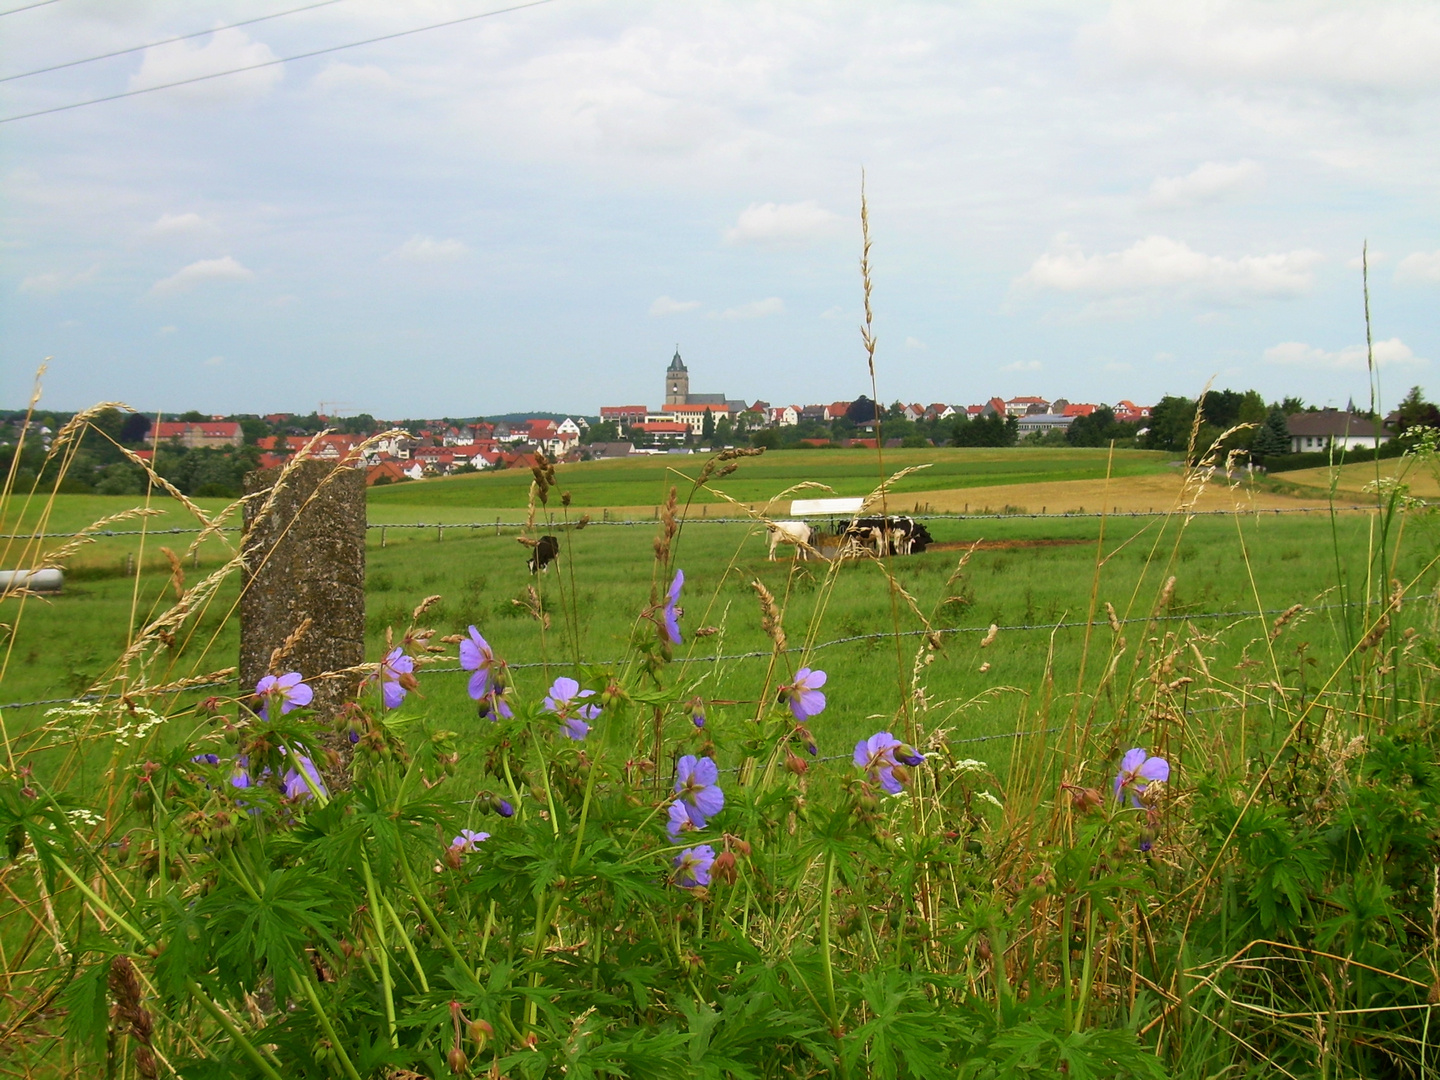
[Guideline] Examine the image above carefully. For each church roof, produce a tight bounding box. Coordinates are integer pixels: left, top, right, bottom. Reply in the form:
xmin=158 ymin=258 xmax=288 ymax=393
xmin=667 ymin=347 xmax=687 ymax=373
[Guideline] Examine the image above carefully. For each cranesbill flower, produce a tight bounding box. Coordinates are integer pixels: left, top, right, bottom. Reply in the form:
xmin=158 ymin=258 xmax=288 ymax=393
xmin=451 ymin=829 xmax=490 ymax=852
xmin=663 ymin=569 xmax=684 ymax=645
xmin=691 ymin=701 xmax=706 ymax=729
xmin=478 ymin=687 xmax=513 ymax=721
xmin=782 ymin=668 xmax=827 ymax=722
xmin=460 ymin=626 xmax=504 ymax=701
xmin=666 ymin=801 xmax=692 ymax=836
xmin=1114 ymin=748 xmax=1169 ymax=806
xmin=380 ymin=648 xmax=414 ymax=709
xmin=543 ymin=676 xmax=601 ymax=740
xmin=282 ymin=753 xmax=328 ymax=801
xmin=670 ymin=754 xmax=724 ymax=835
xmin=255 ymin=671 xmax=313 ymax=720
xmin=230 ymin=756 xmax=268 ymax=790
xmin=673 ymin=844 xmax=716 ymax=889
xmin=854 ymin=731 xmax=910 ymax=795
xmin=191 ymin=753 xmax=220 ymax=766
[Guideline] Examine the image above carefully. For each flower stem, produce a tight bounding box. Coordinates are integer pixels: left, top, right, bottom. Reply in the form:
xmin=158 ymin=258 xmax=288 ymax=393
xmin=820 ymin=849 xmax=839 ymax=1029
xmin=185 ymin=979 xmax=285 ymax=1080
xmin=360 ymin=852 xmax=398 ymax=1047
xmin=569 ymin=752 xmax=601 ymax=869
xmin=296 ymin=969 xmax=363 ymax=1080
xmin=395 ymin=841 xmax=472 ymax=981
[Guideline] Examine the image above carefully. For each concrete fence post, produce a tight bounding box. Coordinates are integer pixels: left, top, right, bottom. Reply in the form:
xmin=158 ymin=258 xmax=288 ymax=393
xmin=241 ymin=461 xmax=365 ymax=777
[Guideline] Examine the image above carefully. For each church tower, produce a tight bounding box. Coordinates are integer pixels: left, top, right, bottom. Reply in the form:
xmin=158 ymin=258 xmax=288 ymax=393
xmin=665 ymin=346 xmax=689 ymax=406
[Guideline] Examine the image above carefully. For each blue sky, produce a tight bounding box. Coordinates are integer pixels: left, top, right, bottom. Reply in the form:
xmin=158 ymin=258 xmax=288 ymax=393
xmin=3 ymin=0 xmax=1438 ymax=417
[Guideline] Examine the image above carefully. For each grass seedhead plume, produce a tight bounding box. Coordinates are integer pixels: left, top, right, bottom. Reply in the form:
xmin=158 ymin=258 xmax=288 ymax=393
xmin=751 ymin=580 xmax=787 ymax=653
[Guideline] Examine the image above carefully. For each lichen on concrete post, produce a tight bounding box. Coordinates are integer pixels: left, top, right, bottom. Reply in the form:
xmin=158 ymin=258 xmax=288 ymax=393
xmin=241 ymin=461 xmax=366 ymax=772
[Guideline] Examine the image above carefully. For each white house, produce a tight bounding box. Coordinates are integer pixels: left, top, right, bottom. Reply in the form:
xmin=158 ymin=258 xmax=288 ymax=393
xmin=1286 ymin=410 xmax=1391 ymax=454
xmin=770 ymin=405 xmax=800 ymax=427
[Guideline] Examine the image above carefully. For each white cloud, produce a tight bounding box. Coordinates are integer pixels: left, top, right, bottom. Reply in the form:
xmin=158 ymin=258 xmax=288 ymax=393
xmin=819 ymin=306 xmax=848 ymax=320
xmin=1263 ymin=337 xmax=1427 ymax=371
xmin=158 ymin=325 xmax=178 ymax=335
xmin=649 ymin=295 xmax=702 ymax=315
xmin=1082 ymin=1 xmax=1440 ymax=93
xmin=1104 ymin=361 xmax=1133 ymax=373
xmin=387 ymin=236 xmax=469 ymax=263
xmin=724 ymin=201 xmax=837 ymax=246
xmin=130 ymin=29 xmax=283 ymax=102
xmin=312 ymin=63 xmax=399 ymax=95
xmin=150 ymin=256 xmax=253 ymax=296
xmin=717 ymin=297 xmax=785 ymax=319
xmin=905 ymin=336 xmax=927 ymax=350
xmin=1146 ymin=160 xmax=1262 ymax=208
xmin=1395 ymin=250 xmax=1440 ymax=284
xmin=147 ymin=212 xmax=215 ymax=240
xmin=204 ymin=355 xmax=224 ymax=367
xmin=1015 ymin=234 xmax=1322 ymax=305
xmin=1000 ymin=359 xmax=1042 ymax=372
xmin=19 ymin=265 xmax=98 ymax=294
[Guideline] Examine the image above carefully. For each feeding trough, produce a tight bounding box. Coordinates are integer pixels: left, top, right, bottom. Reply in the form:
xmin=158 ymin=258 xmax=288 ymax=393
xmin=0 ymin=568 xmax=64 ymax=595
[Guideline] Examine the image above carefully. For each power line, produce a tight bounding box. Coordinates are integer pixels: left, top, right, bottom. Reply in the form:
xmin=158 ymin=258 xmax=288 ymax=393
xmin=0 ymin=0 xmax=351 ymax=84
xmin=0 ymin=0 xmax=61 ymax=16
xmin=0 ymin=0 xmax=557 ymax=124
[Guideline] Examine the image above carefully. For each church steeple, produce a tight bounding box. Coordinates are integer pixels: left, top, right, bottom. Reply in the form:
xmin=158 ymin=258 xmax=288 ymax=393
xmin=665 ymin=345 xmax=690 ymax=405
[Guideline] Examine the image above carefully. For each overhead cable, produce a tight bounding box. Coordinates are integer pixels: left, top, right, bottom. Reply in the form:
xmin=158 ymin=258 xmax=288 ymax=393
xmin=0 ymin=0 xmax=556 ymax=124
xmin=1 ymin=0 xmax=350 ymax=84
xmin=0 ymin=0 xmax=61 ymax=16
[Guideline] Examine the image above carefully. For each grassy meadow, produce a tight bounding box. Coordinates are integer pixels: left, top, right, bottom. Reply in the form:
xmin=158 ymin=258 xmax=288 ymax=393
xmin=7 ymin=444 xmax=1440 ymax=1077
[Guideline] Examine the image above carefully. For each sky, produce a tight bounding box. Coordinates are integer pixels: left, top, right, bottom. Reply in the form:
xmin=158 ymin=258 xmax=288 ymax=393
xmin=2 ymin=0 xmax=1438 ymax=418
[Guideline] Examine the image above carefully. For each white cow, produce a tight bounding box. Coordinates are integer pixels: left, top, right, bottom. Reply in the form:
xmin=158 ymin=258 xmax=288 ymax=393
xmin=766 ymin=520 xmax=813 ymax=561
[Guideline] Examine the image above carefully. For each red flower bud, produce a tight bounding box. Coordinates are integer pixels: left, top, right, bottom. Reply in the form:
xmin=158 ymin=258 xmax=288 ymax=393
xmin=711 ymin=851 xmax=738 ymax=885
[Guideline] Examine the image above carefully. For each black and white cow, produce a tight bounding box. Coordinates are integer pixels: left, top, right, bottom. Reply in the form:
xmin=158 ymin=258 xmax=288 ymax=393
xmin=528 ymin=535 xmax=561 ymax=573
xmin=841 ymin=515 xmax=933 ymax=556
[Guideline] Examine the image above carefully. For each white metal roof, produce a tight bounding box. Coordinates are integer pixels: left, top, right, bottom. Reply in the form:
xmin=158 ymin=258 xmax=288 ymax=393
xmin=790 ymin=497 xmax=865 ymax=516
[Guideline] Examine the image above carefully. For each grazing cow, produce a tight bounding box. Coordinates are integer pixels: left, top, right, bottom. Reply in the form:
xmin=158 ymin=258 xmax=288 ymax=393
xmin=841 ymin=515 xmax=933 ymax=556
xmin=528 ymin=535 xmax=561 ymax=573
xmin=766 ymin=520 xmax=813 ymax=561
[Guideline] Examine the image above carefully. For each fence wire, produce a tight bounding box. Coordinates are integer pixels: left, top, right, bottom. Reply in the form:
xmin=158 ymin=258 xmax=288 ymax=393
xmin=0 ymin=600 xmax=1376 ymax=713
xmin=0 ymin=504 xmax=1394 ymax=541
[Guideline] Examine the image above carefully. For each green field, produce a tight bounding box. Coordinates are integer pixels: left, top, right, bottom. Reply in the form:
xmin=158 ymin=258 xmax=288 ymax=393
xmin=5 ymin=487 xmax=1432 ymax=778
xmin=366 ymin=446 xmax=1175 ymax=513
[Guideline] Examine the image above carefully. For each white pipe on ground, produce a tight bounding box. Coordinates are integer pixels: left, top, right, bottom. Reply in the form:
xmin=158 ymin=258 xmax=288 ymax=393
xmin=0 ymin=568 xmax=64 ymax=593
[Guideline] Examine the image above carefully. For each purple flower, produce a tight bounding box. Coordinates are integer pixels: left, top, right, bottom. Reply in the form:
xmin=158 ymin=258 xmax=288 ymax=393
xmin=282 ymin=754 xmax=327 ymax=801
xmin=477 ymin=687 xmax=513 ymax=721
xmin=451 ymin=829 xmax=490 ymax=852
xmin=255 ymin=671 xmax=313 ymax=720
xmin=495 ymin=798 xmax=515 ymax=818
xmin=670 ymin=755 xmax=724 ymax=835
xmin=230 ymin=756 xmax=267 ymax=790
xmin=691 ymin=703 xmax=706 ymax=729
xmin=543 ymin=676 xmax=600 ymax=740
xmin=673 ymin=844 xmax=716 ymax=889
xmin=663 ymin=569 xmax=684 ymax=645
xmin=380 ymin=648 xmax=414 ymax=709
xmin=666 ymin=801 xmax=692 ymax=836
xmin=853 ymin=731 xmax=913 ymax=795
xmin=191 ymin=753 xmax=220 ymax=766
xmin=460 ymin=626 xmax=503 ymax=701
xmin=783 ymin=668 xmax=827 ymax=722
xmin=1114 ymin=748 xmax=1169 ymax=806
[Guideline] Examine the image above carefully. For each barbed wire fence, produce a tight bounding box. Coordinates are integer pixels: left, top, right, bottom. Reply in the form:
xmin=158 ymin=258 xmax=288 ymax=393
xmin=0 ymin=503 xmax=1395 ymax=541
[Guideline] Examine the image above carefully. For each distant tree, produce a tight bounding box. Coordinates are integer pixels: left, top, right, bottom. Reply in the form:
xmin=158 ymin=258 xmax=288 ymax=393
xmin=1396 ymin=386 xmax=1440 ymax=432
xmin=239 ymin=418 xmax=270 ymax=445
xmin=1251 ymin=408 xmax=1292 ymax=461
xmin=847 ymin=396 xmax=877 ymax=424
xmin=702 ymin=409 xmax=716 ymax=442
xmin=119 ymin=413 xmax=153 ymax=445
xmin=1066 ymin=406 xmax=1117 ymax=448
xmin=179 ymin=410 xmax=207 ymax=422
xmin=953 ymin=412 xmax=1016 ymax=447
xmin=1198 ymin=389 xmax=1245 ymax=429
xmin=750 ymin=428 xmax=781 ymax=450
xmin=715 ymin=415 xmax=734 ymax=443
xmin=1279 ymin=396 xmax=1305 ymax=414
xmin=1141 ymin=396 xmax=1197 ymax=453
xmin=583 ymin=421 xmax=619 ymax=444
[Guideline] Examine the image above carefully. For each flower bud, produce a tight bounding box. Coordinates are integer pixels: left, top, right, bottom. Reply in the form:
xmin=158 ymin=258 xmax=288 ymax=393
xmin=785 ymin=752 xmax=809 ymax=775
xmin=468 ymin=1018 xmax=493 ymax=1047
xmin=711 ymin=850 xmax=738 ymax=885
xmin=732 ymin=837 xmax=751 ymax=857
xmin=895 ymin=744 xmax=924 ymax=767
xmin=443 ymin=845 xmax=464 ymax=871
xmin=493 ymin=796 xmax=515 ymax=818
xmin=1066 ymin=786 xmax=1103 ymax=813
xmin=447 ymin=1046 xmax=469 ymax=1075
